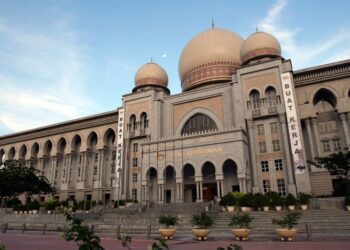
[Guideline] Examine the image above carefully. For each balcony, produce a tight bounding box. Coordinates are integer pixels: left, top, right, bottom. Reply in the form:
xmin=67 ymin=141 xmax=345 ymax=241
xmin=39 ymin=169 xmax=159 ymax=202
xmin=268 ymin=106 xmax=278 ymax=114
xmin=252 ymin=109 xmax=261 ymax=117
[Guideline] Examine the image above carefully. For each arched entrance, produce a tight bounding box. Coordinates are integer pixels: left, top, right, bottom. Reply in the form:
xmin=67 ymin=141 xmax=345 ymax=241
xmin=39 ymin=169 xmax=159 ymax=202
xmin=223 ymin=159 xmax=239 ymax=194
xmin=202 ymin=161 xmax=217 ymax=201
xmin=164 ymin=166 xmax=176 ymax=203
xmin=147 ymin=167 xmax=158 ymax=203
xmin=183 ymin=164 xmax=196 ymax=203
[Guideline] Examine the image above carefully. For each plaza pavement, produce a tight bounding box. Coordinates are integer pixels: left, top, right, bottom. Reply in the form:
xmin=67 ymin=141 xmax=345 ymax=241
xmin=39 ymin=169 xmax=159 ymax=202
xmin=0 ymin=231 xmax=350 ymax=250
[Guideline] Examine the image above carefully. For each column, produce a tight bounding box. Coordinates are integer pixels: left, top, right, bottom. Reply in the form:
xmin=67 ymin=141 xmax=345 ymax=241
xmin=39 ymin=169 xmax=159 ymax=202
xmin=196 ymin=181 xmax=200 ymax=202
xmin=199 ymin=181 xmax=203 ymax=201
xmin=247 ymin=119 xmax=259 ymax=192
xmin=340 ymin=113 xmax=350 ymax=147
xmin=279 ymin=115 xmax=295 ymax=185
xmin=311 ymin=117 xmax=321 ymax=156
xmin=50 ymin=156 xmax=57 ymax=184
xmin=220 ymin=180 xmax=224 ymax=197
xmin=305 ymin=118 xmax=316 ymax=160
xmin=216 ymin=180 xmax=221 ymax=199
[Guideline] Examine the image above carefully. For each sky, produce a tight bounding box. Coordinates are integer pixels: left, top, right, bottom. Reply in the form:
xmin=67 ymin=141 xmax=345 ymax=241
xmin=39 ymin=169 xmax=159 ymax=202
xmin=0 ymin=0 xmax=349 ymax=136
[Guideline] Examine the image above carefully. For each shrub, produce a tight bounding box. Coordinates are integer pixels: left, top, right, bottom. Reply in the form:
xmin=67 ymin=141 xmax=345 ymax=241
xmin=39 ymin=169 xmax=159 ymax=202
xmin=261 ymin=194 xmax=270 ymax=207
xmin=285 ymin=194 xmax=297 ymax=206
xmin=299 ymin=193 xmax=312 ymax=205
xmin=228 ymin=212 xmax=254 ymax=228
xmin=45 ymin=199 xmax=59 ymax=211
xmin=219 ymin=193 xmax=237 ymax=206
xmin=27 ymin=200 xmax=40 ymax=210
xmin=232 ymin=192 xmax=245 ymax=200
xmin=253 ymin=193 xmax=264 ymax=209
xmin=191 ymin=212 xmax=213 ymax=229
xmin=272 ymin=212 xmax=302 ymax=229
xmin=239 ymin=194 xmax=254 ymax=207
xmin=268 ymin=192 xmax=283 ymax=207
xmin=13 ymin=204 xmax=21 ymax=211
xmin=345 ymin=195 xmax=350 ymax=206
xmin=6 ymin=198 xmax=21 ymax=208
xmin=159 ymin=215 xmax=179 ymax=228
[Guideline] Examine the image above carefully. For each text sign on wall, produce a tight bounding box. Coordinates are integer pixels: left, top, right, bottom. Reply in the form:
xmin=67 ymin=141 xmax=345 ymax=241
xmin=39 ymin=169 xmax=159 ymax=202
xmin=116 ymin=108 xmax=124 ymax=187
xmin=281 ymin=72 xmax=306 ymax=174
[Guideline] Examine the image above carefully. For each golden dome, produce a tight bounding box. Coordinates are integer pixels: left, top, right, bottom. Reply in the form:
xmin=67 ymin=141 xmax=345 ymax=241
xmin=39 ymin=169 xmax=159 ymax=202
xmin=134 ymin=62 xmax=168 ymax=90
xmin=240 ymin=31 xmax=281 ymax=65
xmin=179 ymin=28 xmax=244 ymax=91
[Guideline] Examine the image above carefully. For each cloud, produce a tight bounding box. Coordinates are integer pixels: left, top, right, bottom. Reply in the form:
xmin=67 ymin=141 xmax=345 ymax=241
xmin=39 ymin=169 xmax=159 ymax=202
xmin=0 ymin=13 xmax=98 ymax=134
xmin=258 ymin=0 xmax=350 ymax=69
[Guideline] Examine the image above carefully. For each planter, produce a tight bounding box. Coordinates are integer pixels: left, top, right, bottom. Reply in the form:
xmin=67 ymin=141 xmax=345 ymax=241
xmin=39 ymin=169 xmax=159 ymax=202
xmin=192 ymin=229 xmax=211 ymax=241
xmin=126 ymin=202 xmax=133 ymax=207
xmin=32 ymin=210 xmax=38 ymax=214
xmin=19 ymin=211 xmax=23 ymax=214
xmin=263 ymin=206 xmax=269 ymax=212
xmin=241 ymin=207 xmax=251 ymax=212
xmin=288 ymin=205 xmax=295 ymax=211
xmin=346 ymin=205 xmax=350 ymax=212
xmin=159 ymin=228 xmax=176 ymax=240
xmin=227 ymin=206 xmax=235 ymax=212
xmin=14 ymin=211 xmax=18 ymax=214
xmin=275 ymin=206 xmax=282 ymax=211
xmin=47 ymin=210 xmax=52 ymax=214
xmin=301 ymin=205 xmax=308 ymax=211
xmin=231 ymin=228 xmax=251 ymax=241
xmin=275 ymin=228 xmax=298 ymax=241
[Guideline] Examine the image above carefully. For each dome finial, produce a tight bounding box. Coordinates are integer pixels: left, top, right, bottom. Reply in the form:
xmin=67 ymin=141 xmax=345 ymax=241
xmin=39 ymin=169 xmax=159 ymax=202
xmin=256 ymin=26 xmax=259 ymax=32
xmin=211 ymin=18 xmax=215 ymax=29
xmin=150 ymin=57 xmax=153 ymax=63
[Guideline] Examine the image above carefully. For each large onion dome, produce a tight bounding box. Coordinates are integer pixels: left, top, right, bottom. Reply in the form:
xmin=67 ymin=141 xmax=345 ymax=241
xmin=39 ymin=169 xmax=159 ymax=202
xmin=179 ymin=28 xmax=244 ymax=91
xmin=240 ymin=31 xmax=281 ymax=65
xmin=133 ymin=62 xmax=169 ymax=92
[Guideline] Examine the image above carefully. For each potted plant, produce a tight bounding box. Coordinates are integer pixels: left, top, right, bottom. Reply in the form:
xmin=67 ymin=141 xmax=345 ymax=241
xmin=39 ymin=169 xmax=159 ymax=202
xmin=13 ymin=204 xmax=21 ymax=214
xmin=158 ymin=215 xmax=179 ymax=240
xmin=228 ymin=212 xmax=254 ymax=241
xmin=253 ymin=193 xmax=264 ymax=211
xmin=285 ymin=194 xmax=297 ymax=211
xmin=269 ymin=192 xmax=283 ymax=211
xmin=299 ymin=193 xmax=311 ymax=211
xmin=345 ymin=195 xmax=350 ymax=212
xmin=272 ymin=212 xmax=301 ymax=241
xmin=45 ymin=199 xmax=59 ymax=214
xmin=191 ymin=212 xmax=213 ymax=241
xmin=239 ymin=194 xmax=253 ymax=212
xmin=219 ymin=193 xmax=237 ymax=212
xmin=28 ymin=200 xmax=40 ymax=214
xmin=261 ymin=194 xmax=270 ymax=211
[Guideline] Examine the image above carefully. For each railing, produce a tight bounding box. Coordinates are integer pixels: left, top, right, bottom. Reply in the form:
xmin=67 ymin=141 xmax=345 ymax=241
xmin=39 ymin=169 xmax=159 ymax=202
xmin=268 ymin=106 xmax=278 ymax=114
xmin=252 ymin=109 xmax=261 ymax=117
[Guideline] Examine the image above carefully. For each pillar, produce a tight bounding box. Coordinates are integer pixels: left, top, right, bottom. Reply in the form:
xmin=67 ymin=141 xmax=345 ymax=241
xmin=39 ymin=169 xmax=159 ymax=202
xmin=311 ymin=117 xmax=321 ymax=156
xmin=279 ymin=115 xmax=295 ymax=185
xmin=50 ymin=156 xmax=57 ymax=184
xmin=305 ymin=118 xmax=316 ymax=160
xmin=216 ymin=180 xmax=221 ymax=199
xmin=340 ymin=113 xmax=350 ymax=147
xmin=247 ymin=119 xmax=259 ymax=193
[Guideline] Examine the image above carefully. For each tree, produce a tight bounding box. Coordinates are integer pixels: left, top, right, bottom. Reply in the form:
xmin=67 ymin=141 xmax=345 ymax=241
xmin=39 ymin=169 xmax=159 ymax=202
xmin=0 ymin=160 xmax=55 ymax=206
xmin=308 ymin=148 xmax=350 ymax=195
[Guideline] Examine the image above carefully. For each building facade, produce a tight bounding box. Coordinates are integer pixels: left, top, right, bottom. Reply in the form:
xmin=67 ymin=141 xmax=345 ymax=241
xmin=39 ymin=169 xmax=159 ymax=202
xmin=1 ymin=27 xmax=350 ymax=204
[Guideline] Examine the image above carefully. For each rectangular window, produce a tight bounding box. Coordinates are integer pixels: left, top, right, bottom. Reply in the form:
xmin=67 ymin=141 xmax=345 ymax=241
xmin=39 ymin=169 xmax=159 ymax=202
xmin=78 ymin=168 xmax=81 ymax=177
xmin=132 ymin=189 xmax=137 ymax=201
xmin=132 ymin=157 xmax=138 ymax=167
xmin=93 ymin=166 xmax=98 ymax=175
xmin=333 ymin=140 xmax=341 ymax=151
xmin=263 ymin=180 xmax=271 ymax=193
xmin=132 ymin=173 xmax=137 ymax=183
xmin=257 ymin=124 xmax=265 ymax=136
xmin=94 ymin=153 xmax=99 ymax=163
xmin=323 ymin=140 xmax=331 ymax=152
xmin=133 ymin=143 xmax=138 ymax=152
xmin=259 ymin=142 xmax=267 ymax=153
xmin=277 ymin=179 xmax=287 ymax=196
xmin=270 ymin=122 xmax=278 ymax=134
xmin=260 ymin=161 xmax=269 ymax=172
xmin=272 ymin=140 xmax=281 ymax=152
xmin=111 ymin=162 xmax=115 ymax=174
xmin=274 ymin=159 xmax=283 ymax=171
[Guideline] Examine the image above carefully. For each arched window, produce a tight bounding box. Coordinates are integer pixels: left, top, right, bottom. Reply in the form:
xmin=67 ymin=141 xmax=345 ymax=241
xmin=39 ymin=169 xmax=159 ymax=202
xmin=266 ymin=87 xmax=277 ymax=107
xmin=181 ymin=114 xmax=217 ymax=135
xmin=250 ymin=90 xmax=260 ymax=110
xmin=140 ymin=112 xmax=148 ymax=129
xmin=129 ymin=114 xmax=137 ymax=130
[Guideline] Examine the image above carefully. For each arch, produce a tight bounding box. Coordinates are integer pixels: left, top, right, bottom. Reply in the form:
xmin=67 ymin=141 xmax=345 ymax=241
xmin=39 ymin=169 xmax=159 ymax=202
xmin=43 ymin=140 xmax=53 ymax=156
xmin=8 ymin=146 xmax=16 ymax=160
xmin=0 ymin=148 xmax=5 ymax=163
xmin=175 ymin=107 xmax=223 ymax=136
xmin=164 ymin=165 xmax=176 ymax=203
xmin=56 ymin=137 xmax=67 ymax=155
xmin=183 ymin=164 xmax=196 ymax=203
xmin=222 ymin=159 xmax=239 ymax=194
xmin=71 ymin=134 xmax=82 ymax=153
xmin=140 ymin=112 xmax=148 ymax=129
xmin=19 ymin=144 xmax=27 ymax=160
xmin=313 ymin=88 xmax=337 ymax=107
xmin=129 ymin=114 xmax=137 ymax=130
xmin=201 ymin=161 xmax=217 ymax=201
xmin=249 ymin=89 xmax=261 ymax=110
xmin=181 ymin=113 xmax=218 ymax=135
xmin=30 ymin=142 xmax=39 ymax=158
xmin=103 ymin=128 xmax=116 ymax=147
xmin=146 ymin=167 xmax=158 ymax=203
xmin=265 ymin=86 xmax=277 ymax=107
xmin=86 ymin=131 xmax=98 ymax=150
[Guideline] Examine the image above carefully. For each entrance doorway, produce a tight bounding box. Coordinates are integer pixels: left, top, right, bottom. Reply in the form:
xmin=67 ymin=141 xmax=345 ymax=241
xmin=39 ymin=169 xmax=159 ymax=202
xmin=202 ymin=161 xmax=217 ymax=201
xmin=165 ymin=190 xmax=171 ymax=203
xmin=183 ymin=164 xmax=196 ymax=203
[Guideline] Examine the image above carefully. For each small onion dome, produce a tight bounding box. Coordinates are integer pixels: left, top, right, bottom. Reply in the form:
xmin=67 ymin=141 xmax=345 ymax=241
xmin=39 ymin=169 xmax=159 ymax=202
xmin=240 ymin=31 xmax=281 ymax=65
xmin=133 ymin=62 xmax=169 ymax=92
xmin=179 ymin=28 xmax=244 ymax=92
